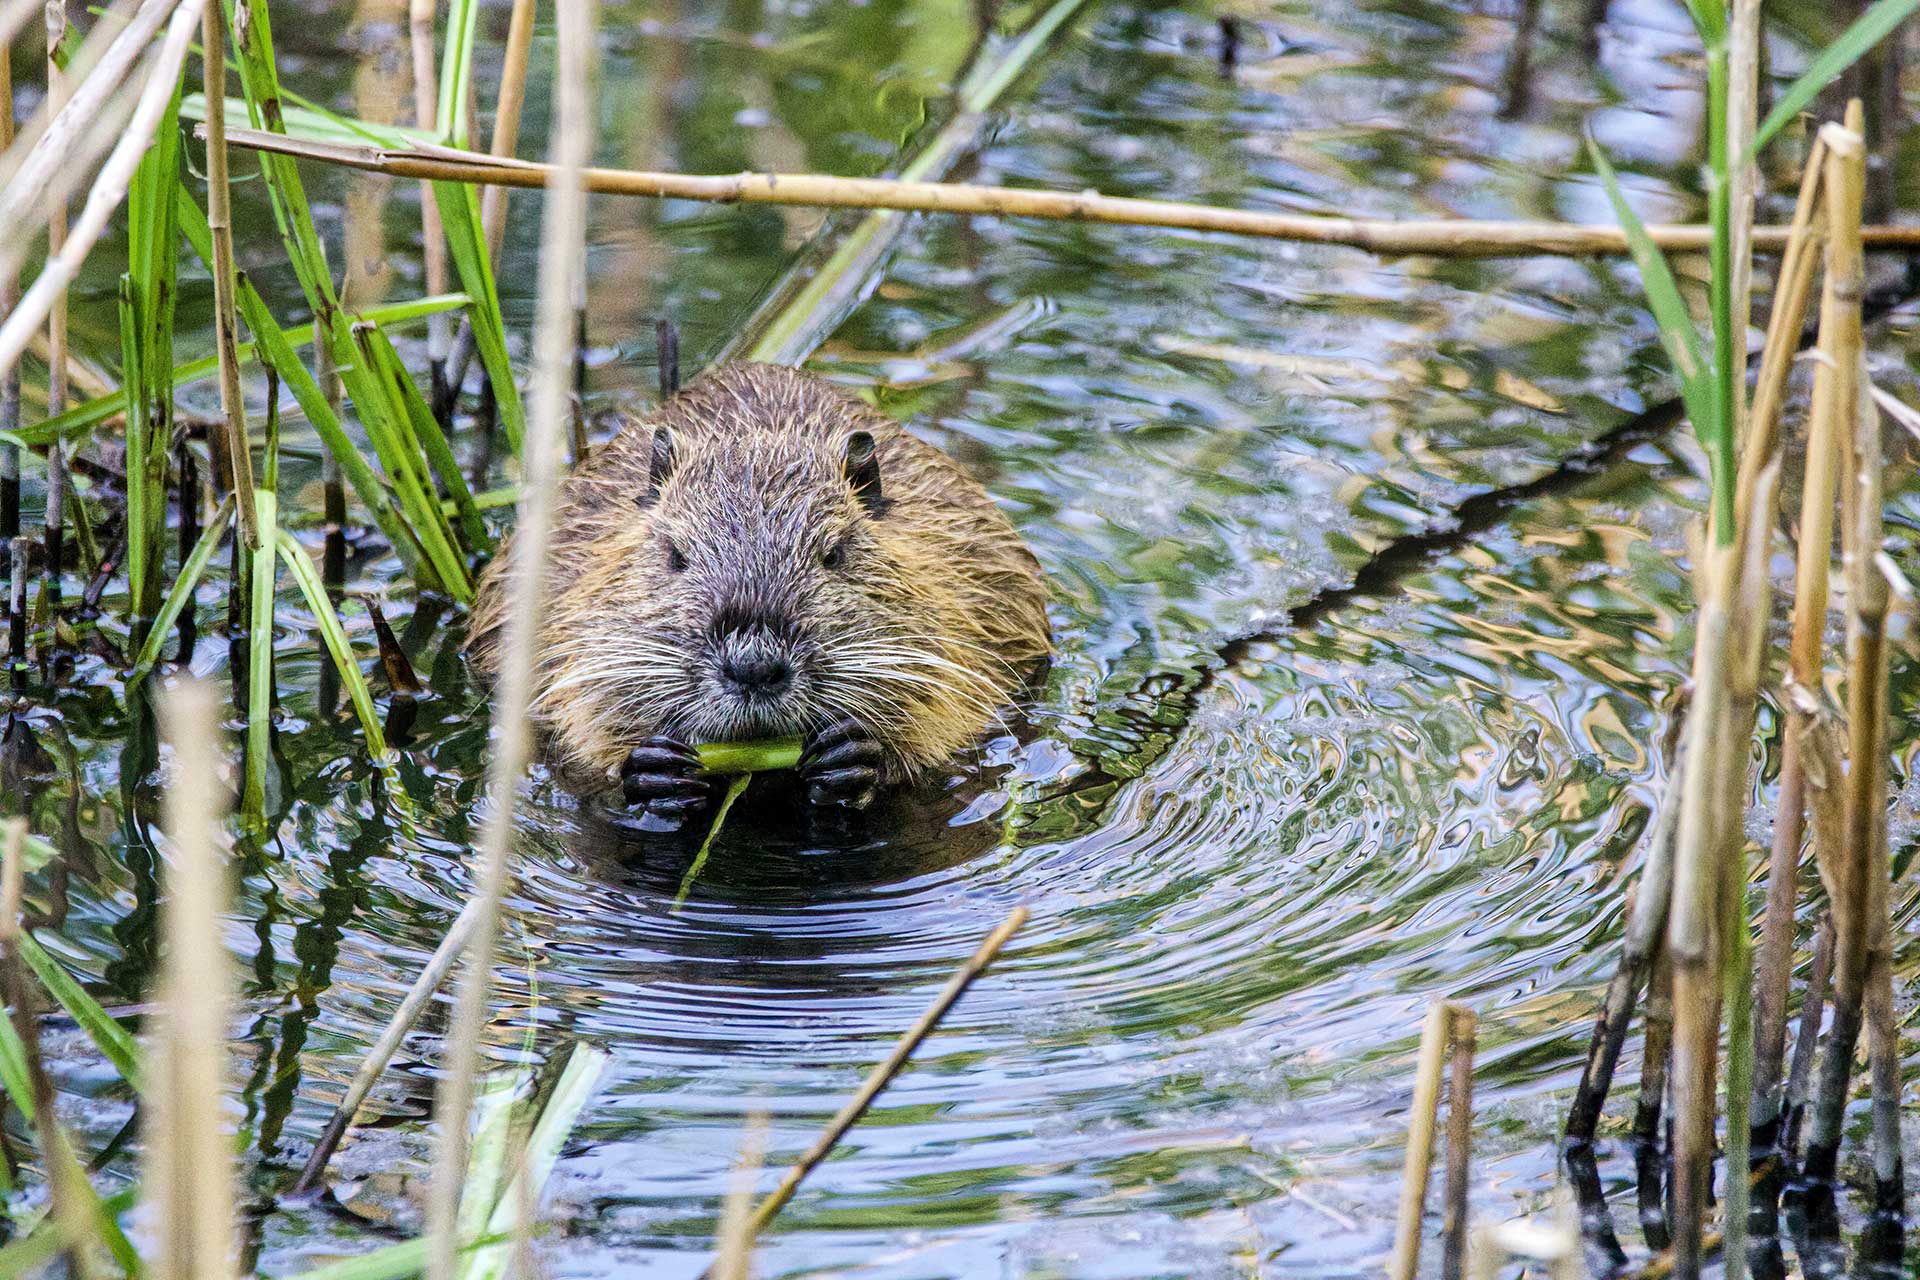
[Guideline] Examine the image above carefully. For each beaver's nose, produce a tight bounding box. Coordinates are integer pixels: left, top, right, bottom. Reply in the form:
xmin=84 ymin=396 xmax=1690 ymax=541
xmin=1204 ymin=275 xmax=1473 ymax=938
xmin=721 ymin=652 xmax=792 ymax=693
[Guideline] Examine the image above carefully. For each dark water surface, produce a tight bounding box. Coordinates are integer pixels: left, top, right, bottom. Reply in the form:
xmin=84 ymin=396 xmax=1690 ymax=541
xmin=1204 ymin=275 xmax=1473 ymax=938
xmin=9 ymin=0 xmax=1920 ymax=1275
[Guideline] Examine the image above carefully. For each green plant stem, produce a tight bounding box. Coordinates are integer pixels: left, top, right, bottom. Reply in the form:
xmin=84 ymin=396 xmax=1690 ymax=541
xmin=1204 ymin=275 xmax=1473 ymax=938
xmin=1706 ymin=33 xmax=1735 ymax=547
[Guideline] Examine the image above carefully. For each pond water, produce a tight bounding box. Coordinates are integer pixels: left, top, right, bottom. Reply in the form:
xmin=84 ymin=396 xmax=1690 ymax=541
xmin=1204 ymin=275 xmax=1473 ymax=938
xmin=9 ymin=0 xmax=1920 ymax=1276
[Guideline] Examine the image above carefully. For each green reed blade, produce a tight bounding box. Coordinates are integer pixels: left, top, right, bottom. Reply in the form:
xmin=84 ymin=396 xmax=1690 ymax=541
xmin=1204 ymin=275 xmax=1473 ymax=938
xmin=15 ymin=933 xmax=146 ymax=1093
xmin=363 ymin=324 xmax=488 ymax=550
xmin=733 ymin=0 xmax=1091 ymax=366
xmin=1753 ymin=0 xmax=1920 ymax=156
xmin=459 ymin=1045 xmax=613 ymax=1280
xmin=0 ymin=1009 xmax=32 ymax=1120
xmin=9 ymin=294 xmax=469 ymax=449
xmin=275 ymin=528 xmax=390 ymax=758
xmin=436 ymin=0 xmax=483 ymax=149
xmin=125 ymin=63 xmax=184 ymax=624
xmin=344 ymin=324 xmax=475 ymax=600
xmin=245 ymin=487 xmax=280 ymax=816
xmin=296 ymin=1233 xmax=508 ymax=1280
xmin=672 ymin=774 xmax=753 ymax=912
xmin=433 ymin=179 xmax=526 ymax=452
xmin=118 ymin=274 xmax=154 ymax=620
xmin=128 ymin=492 xmax=235 ymax=683
xmin=184 ymin=89 xmax=434 ymax=148
xmin=1587 ymin=135 xmax=1725 ymax=514
xmin=452 ymin=1068 xmax=527 ymax=1275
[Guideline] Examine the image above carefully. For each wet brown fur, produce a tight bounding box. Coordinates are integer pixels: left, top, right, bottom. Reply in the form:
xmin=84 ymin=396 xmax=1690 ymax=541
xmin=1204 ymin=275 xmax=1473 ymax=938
xmin=468 ymin=363 xmax=1051 ymax=782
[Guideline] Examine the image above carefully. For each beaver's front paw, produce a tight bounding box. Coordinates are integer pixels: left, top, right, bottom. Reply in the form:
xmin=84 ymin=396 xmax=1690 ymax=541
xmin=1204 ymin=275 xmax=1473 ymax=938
xmin=622 ymin=736 xmax=716 ymax=822
xmin=799 ymin=717 xmax=882 ymax=810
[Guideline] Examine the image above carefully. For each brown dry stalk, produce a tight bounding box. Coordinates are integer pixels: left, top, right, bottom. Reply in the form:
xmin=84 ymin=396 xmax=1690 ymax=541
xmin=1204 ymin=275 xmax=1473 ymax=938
xmin=723 ymin=906 xmax=1029 ymax=1260
xmin=408 ymin=0 xmax=450 ymax=377
xmin=420 ymin=0 xmax=593 ymax=1273
xmin=202 ymin=0 xmax=257 ymax=547
xmin=44 ymin=0 xmax=70 ymax=589
xmin=479 ymin=0 xmax=535 ymax=258
xmin=1748 ymin=135 xmax=1832 ymax=1145
xmin=144 ymin=681 xmax=238 ymax=1280
xmin=214 ymin=125 xmax=1920 ymax=259
xmin=1440 ymin=1007 xmax=1476 ymax=1280
xmin=1803 ymin=114 xmax=1879 ymax=1187
xmin=0 ymin=0 xmax=205 ymax=381
xmin=1389 ymin=999 xmax=1454 ymax=1280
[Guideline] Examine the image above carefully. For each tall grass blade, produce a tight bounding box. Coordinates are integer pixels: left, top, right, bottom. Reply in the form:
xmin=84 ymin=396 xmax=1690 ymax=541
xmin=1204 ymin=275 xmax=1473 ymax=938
xmin=244 ymin=487 xmax=279 ymax=815
xmin=362 ymin=323 xmax=488 ymax=549
xmin=15 ymin=932 xmax=146 ymax=1092
xmin=1752 ymin=0 xmax=1920 ymax=155
xmin=275 ymin=528 xmax=389 ymax=757
xmin=1587 ymin=136 xmax=1724 ymax=500
xmin=128 ymin=492 xmax=234 ymax=681
xmin=434 ymin=178 xmax=525 ymax=452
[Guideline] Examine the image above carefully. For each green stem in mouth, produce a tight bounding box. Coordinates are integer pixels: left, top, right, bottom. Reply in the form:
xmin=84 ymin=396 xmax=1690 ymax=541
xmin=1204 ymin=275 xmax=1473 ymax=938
xmin=694 ymin=736 xmax=805 ymax=776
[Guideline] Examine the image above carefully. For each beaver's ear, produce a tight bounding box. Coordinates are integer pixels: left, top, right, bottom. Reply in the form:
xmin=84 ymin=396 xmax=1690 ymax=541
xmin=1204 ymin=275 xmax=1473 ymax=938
xmin=638 ymin=426 xmax=675 ymax=507
xmin=845 ymin=431 xmax=887 ymax=517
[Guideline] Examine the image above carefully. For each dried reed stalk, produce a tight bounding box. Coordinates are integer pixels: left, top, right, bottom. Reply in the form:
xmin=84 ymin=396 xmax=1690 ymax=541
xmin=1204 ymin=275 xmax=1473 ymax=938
xmin=0 ymin=0 xmax=181 ymax=245
xmin=700 ymin=906 xmax=1028 ymax=1272
xmin=201 ymin=0 xmax=257 ymax=548
xmin=0 ymin=31 xmax=15 ymax=550
xmin=1441 ymin=1007 xmax=1476 ymax=1280
xmin=0 ymin=0 xmax=205 ymax=381
xmin=421 ymin=0 xmax=593 ymax=1272
xmin=214 ymin=126 xmax=1920 ymax=258
xmin=408 ymin=0 xmax=451 ymax=399
xmin=1746 ymin=144 xmax=1832 ymax=1161
xmin=1 ymin=820 xmax=100 ymax=1279
xmin=43 ymin=0 xmax=70 ymax=600
xmin=1665 ymin=445 xmax=1782 ymax=1277
xmin=1564 ymin=738 xmax=1684 ymax=1141
xmin=1389 ymin=1000 xmax=1453 ymax=1280
xmin=1802 ymin=115 xmax=1875 ymax=1187
xmin=1781 ymin=909 xmax=1833 ymax=1156
xmin=143 ymin=681 xmax=237 ymax=1280
xmin=291 ymin=894 xmax=483 ymax=1193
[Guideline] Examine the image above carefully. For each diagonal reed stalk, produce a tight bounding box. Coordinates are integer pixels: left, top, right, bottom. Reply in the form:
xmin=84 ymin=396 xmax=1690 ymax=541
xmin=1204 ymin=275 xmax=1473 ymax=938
xmin=143 ymin=680 xmax=238 ymax=1280
xmin=422 ymin=0 xmax=593 ymax=1272
xmin=0 ymin=0 xmax=204 ymax=381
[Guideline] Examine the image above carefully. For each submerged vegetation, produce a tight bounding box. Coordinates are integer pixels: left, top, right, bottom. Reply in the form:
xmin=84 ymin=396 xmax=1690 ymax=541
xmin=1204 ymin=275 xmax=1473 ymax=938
xmin=0 ymin=0 xmax=1915 ymax=1275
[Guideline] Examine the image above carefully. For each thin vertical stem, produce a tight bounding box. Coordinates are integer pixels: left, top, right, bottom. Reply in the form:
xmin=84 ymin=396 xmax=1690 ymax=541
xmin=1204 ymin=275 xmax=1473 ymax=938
xmin=43 ymin=0 xmax=69 ymax=602
xmin=422 ymin=0 xmax=594 ymax=1273
xmin=203 ymin=0 xmax=257 ymax=549
xmin=479 ymin=0 xmax=534 ymax=260
xmin=1389 ymin=1000 xmax=1453 ymax=1280
xmin=1782 ymin=911 xmax=1833 ymax=1158
xmin=409 ymin=0 xmax=450 ymax=405
xmin=0 ymin=32 xmax=18 ymax=554
xmin=1441 ymin=1007 xmax=1476 ymax=1280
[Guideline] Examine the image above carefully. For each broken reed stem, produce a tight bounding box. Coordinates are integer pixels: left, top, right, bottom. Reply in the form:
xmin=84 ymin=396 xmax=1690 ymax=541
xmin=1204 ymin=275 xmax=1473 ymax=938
xmin=408 ymin=0 xmax=451 ymax=398
xmin=1803 ymin=114 xmax=1873 ymax=1188
xmin=1750 ymin=142 xmax=1839 ymax=1164
xmin=1389 ymin=1000 xmax=1454 ymax=1280
xmin=291 ymin=895 xmax=484 ymax=1194
xmin=1 ymin=32 xmax=18 ymax=551
xmin=711 ymin=1112 xmax=767 ymax=1280
xmin=715 ymin=906 xmax=1029 ymax=1264
xmin=144 ymin=681 xmax=237 ymax=1280
xmin=43 ymin=0 xmax=69 ymax=603
xmin=1565 ymin=729 xmax=1685 ymax=1142
xmin=0 ymin=0 xmax=205 ymax=383
xmin=0 ymin=0 xmax=180 ymax=257
xmin=1 ymin=820 xmax=101 ymax=1280
xmin=1782 ymin=910 xmax=1833 ymax=1156
xmin=421 ymin=0 xmax=593 ymax=1274
xmin=211 ymin=126 xmax=1920 ymax=259
xmin=202 ymin=0 xmax=256 ymax=549
xmin=1441 ymin=1007 xmax=1476 ymax=1280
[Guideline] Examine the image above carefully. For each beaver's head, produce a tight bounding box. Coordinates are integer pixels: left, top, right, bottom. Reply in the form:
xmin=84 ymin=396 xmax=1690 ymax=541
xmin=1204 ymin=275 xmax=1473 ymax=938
xmin=573 ymin=418 xmax=995 ymax=758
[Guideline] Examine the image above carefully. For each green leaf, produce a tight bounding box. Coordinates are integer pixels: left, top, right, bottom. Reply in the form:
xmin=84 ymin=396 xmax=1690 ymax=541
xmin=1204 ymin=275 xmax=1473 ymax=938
xmin=245 ymin=488 xmax=281 ymax=816
xmin=1753 ymin=0 xmax=1920 ymax=155
xmin=0 ymin=1009 xmax=34 ymax=1120
xmin=433 ymin=180 xmax=526 ymax=454
xmin=1586 ymin=135 xmax=1723 ymax=456
xmin=15 ymin=933 xmax=146 ymax=1093
xmin=362 ymin=325 xmax=489 ymax=551
xmin=275 ymin=529 xmax=390 ymax=758
xmin=128 ymin=493 xmax=236 ymax=683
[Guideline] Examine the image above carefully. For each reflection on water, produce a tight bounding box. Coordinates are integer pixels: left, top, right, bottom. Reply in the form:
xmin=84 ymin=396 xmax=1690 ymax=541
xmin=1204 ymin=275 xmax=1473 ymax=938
xmin=6 ymin=0 xmax=1920 ymax=1276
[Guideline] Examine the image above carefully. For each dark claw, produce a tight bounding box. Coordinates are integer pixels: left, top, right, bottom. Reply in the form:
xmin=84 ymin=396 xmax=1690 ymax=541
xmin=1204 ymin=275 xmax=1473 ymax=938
xmin=621 ymin=735 xmax=715 ymax=820
xmin=800 ymin=717 xmax=882 ymax=811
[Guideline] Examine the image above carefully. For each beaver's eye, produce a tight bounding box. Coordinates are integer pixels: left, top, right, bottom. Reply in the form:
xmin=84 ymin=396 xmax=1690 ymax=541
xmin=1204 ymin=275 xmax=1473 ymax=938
xmin=667 ymin=542 xmax=688 ymax=573
xmin=821 ymin=542 xmax=848 ymax=571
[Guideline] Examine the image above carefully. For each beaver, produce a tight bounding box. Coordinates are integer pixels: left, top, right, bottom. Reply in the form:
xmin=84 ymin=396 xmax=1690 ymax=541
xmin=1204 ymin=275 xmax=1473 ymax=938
xmin=468 ymin=362 xmax=1051 ymax=819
